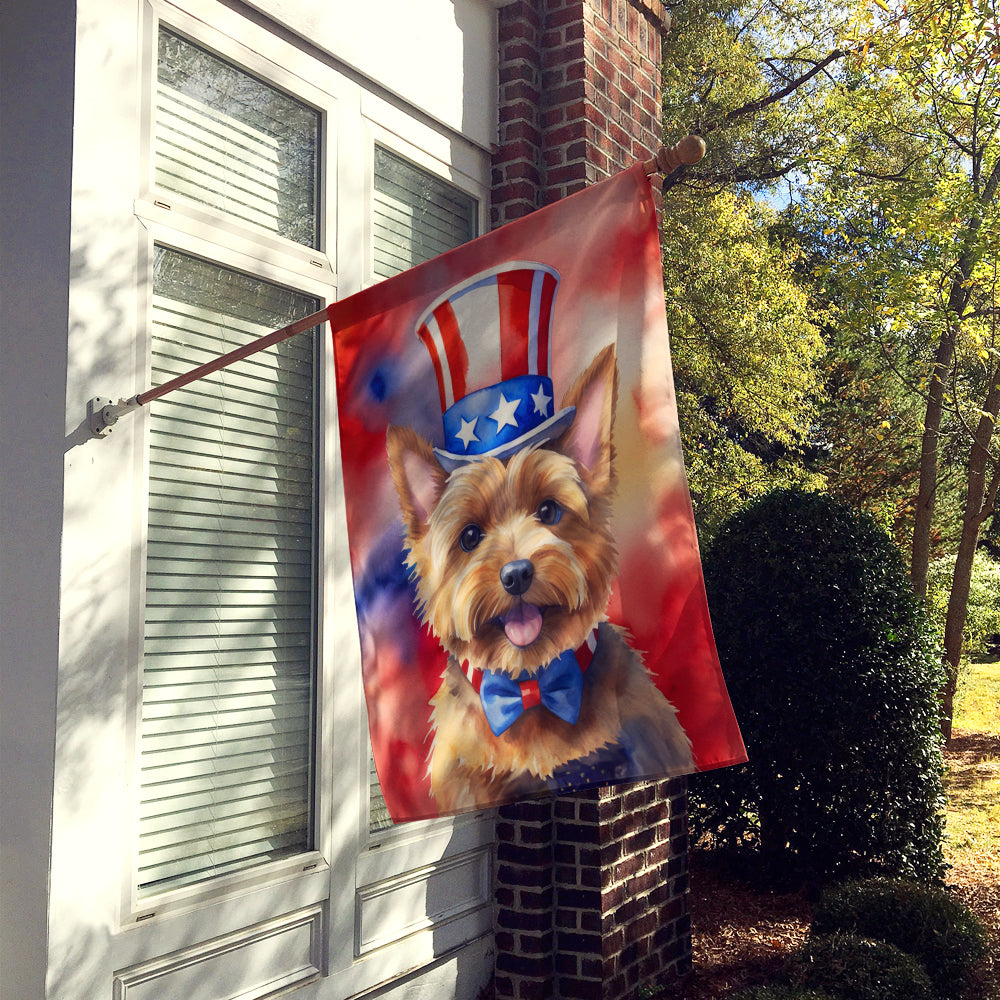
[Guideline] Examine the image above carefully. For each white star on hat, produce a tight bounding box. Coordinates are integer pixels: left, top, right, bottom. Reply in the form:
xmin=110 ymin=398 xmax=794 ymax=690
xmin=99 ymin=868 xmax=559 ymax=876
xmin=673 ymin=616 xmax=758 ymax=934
xmin=531 ymin=384 xmax=552 ymax=417
xmin=456 ymin=417 xmax=479 ymax=450
xmin=490 ymin=393 xmax=520 ymax=431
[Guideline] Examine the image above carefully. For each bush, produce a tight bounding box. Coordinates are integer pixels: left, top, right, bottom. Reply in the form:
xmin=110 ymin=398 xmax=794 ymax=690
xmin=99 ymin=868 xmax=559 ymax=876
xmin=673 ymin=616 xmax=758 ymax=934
xmin=812 ymin=878 xmax=988 ymax=998
xmin=793 ymin=933 xmax=934 ymax=1000
xmin=692 ymin=489 xmax=946 ymax=882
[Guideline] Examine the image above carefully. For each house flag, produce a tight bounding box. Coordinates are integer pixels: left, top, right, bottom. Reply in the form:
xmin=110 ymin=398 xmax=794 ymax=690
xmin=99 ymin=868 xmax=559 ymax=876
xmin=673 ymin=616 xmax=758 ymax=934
xmin=330 ymin=163 xmax=746 ymax=821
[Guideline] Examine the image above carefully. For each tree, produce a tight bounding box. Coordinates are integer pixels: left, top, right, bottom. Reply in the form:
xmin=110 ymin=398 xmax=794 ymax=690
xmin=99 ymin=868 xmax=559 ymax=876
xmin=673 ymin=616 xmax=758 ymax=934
xmin=799 ymin=0 xmax=1000 ymax=735
xmin=660 ymin=1 xmax=998 ymax=736
xmin=662 ymin=188 xmax=825 ymax=537
xmin=661 ymin=0 xmax=854 ymax=195
xmin=659 ymin=1 xmax=846 ymax=537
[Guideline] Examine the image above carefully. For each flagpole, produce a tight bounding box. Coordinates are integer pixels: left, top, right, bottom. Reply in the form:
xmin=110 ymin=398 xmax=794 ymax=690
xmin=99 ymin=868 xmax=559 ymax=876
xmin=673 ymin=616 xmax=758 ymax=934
xmin=87 ymin=306 xmax=329 ymax=437
xmin=88 ymin=137 xmax=705 ymax=438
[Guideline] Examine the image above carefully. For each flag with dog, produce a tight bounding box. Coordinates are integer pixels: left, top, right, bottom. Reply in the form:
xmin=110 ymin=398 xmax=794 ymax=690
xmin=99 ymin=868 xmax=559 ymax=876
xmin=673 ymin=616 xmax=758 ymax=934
xmin=330 ymin=163 xmax=746 ymax=821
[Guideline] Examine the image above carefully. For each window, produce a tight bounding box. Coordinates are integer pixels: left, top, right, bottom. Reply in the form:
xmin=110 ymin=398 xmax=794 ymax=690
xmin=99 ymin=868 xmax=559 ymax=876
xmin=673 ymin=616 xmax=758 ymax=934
xmin=120 ymin=9 xmax=493 ymax=991
xmin=155 ymin=28 xmax=320 ymax=247
xmin=372 ymin=145 xmax=477 ymax=280
xmin=136 ymin=27 xmax=323 ymax=897
xmin=55 ymin=0 xmax=497 ymax=992
xmin=139 ymin=248 xmax=319 ymax=895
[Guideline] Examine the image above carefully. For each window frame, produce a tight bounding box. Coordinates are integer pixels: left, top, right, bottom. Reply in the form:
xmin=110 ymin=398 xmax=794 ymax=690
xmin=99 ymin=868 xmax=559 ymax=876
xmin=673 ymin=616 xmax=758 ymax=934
xmin=123 ymin=225 xmax=337 ymax=924
xmin=356 ymin=115 xmax=493 ymax=845
xmin=125 ymin=0 xmax=339 ymax=925
xmin=136 ymin=1 xmax=338 ymax=281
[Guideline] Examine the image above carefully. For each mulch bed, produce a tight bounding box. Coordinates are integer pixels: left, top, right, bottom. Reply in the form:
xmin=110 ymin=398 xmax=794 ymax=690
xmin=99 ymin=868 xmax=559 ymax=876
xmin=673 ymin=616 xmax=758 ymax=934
xmin=673 ymin=850 xmax=814 ymax=999
xmin=668 ymin=733 xmax=1000 ymax=999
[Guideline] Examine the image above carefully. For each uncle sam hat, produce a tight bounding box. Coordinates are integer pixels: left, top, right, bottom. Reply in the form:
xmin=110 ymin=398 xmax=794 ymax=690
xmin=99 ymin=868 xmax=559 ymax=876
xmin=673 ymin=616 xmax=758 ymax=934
xmin=415 ymin=261 xmax=575 ymax=471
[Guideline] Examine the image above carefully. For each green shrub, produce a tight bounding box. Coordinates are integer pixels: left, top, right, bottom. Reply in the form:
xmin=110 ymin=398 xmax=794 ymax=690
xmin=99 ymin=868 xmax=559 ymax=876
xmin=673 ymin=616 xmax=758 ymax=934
xmin=793 ymin=933 xmax=934 ymax=1000
xmin=692 ymin=489 xmax=946 ymax=882
xmin=812 ymin=878 xmax=988 ymax=999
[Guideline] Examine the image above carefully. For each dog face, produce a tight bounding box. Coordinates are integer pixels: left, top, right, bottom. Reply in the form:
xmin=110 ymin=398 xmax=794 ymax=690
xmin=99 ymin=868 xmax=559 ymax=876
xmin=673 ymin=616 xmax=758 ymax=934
xmin=386 ymin=345 xmax=619 ymax=678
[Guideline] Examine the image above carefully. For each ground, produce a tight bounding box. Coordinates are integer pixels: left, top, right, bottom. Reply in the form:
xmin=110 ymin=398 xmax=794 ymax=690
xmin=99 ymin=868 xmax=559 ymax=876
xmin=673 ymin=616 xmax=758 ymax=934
xmin=672 ymin=728 xmax=1000 ymax=999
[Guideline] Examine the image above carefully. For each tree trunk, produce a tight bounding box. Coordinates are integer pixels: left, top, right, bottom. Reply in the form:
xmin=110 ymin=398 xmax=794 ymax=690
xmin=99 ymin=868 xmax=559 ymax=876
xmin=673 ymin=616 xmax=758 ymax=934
xmin=910 ymin=330 xmax=955 ymax=598
xmin=940 ymin=373 xmax=1000 ymax=741
xmin=911 ymin=160 xmax=1000 ymax=596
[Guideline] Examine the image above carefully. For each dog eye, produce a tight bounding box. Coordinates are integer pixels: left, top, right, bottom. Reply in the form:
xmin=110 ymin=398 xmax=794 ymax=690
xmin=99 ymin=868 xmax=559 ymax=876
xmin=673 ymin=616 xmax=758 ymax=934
xmin=459 ymin=524 xmax=484 ymax=552
xmin=537 ymin=499 xmax=563 ymax=525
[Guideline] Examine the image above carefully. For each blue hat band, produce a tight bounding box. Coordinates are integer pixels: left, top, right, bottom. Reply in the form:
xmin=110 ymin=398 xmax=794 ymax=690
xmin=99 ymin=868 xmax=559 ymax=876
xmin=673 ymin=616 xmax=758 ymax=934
xmin=443 ymin=375 xmax=558 ymax=459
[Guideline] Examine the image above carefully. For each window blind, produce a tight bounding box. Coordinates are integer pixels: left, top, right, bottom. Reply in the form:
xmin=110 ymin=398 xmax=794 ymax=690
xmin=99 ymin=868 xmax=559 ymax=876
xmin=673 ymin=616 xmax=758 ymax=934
xmin=368 ymin=147 xmax=477 ymax=832
xmin=138 ymin=248 xmax=318 ymax=895
xmin=156 ymin=28 xmax=320 ymax=248
xmin=372 ymin=146 xmax=477 ymax=281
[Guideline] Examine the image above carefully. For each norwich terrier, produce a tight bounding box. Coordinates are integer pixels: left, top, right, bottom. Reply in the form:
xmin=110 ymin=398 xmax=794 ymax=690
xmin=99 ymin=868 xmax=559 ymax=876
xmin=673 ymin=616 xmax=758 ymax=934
xmin=386 ymin=344 xmax=693 ymax=813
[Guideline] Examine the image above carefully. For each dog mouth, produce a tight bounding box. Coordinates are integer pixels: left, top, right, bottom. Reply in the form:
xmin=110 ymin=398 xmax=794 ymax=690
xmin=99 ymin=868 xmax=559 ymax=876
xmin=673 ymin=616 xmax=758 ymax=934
xmin=496 ymin=602 xmax=544 ymax=648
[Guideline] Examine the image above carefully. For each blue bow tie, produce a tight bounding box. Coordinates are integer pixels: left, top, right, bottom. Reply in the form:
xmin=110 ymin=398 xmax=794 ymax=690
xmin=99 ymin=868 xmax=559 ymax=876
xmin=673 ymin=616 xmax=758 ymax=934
xmin=477 ymin=637 xmax=595 ymax=737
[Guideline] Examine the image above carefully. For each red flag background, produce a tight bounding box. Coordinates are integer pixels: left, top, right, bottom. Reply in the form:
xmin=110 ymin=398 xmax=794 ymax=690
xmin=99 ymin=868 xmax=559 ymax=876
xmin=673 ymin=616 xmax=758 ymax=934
xmin=330 ymin=164 xmax=745 ymax=821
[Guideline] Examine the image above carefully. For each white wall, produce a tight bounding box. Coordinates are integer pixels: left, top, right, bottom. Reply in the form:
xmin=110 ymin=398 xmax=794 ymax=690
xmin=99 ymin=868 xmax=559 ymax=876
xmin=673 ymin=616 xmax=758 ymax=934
xmin=243 ymin=0 xmax=498 ymax=151
xmin=0 ymin=0 xmax=76 ymax=994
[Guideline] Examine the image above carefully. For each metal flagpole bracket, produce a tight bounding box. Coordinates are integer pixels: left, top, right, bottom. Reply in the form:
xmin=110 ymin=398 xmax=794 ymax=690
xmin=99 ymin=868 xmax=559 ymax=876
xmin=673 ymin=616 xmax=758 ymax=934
xmin=88 ymin=395 xmax=141 ymax=438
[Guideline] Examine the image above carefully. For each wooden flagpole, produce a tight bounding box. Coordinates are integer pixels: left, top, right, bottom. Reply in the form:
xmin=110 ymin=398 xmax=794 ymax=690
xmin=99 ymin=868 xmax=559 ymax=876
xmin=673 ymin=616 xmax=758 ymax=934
xmin=87 ymin=307 xmax=329 ymax=436
xmin=641 ymin=134 xmax=706 ymax=177
xmin=135 ymin=307 xmax=329 ymax=406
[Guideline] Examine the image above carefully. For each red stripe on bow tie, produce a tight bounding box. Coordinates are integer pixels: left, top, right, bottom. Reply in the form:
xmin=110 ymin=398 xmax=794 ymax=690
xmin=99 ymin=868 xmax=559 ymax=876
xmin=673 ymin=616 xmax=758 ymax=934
xmin=519 ymin=677 xmax=542 ymax=710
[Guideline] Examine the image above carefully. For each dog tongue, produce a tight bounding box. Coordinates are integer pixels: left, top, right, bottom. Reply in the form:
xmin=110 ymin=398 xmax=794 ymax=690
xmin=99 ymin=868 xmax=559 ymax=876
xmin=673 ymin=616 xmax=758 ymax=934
xmin=504 ymin=603 xmax=543 ymax=647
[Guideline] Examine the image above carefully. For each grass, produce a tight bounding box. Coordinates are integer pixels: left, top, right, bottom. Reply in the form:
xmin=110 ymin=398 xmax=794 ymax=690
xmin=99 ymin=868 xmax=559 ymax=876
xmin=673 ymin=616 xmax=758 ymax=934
xmin=942 ymin=658 xmax=1000 ymax=1000
xmin=955 ymin=658 xmax=1000 ymax=734
xmin=945 ymin=659 xmax=1000 ymax=869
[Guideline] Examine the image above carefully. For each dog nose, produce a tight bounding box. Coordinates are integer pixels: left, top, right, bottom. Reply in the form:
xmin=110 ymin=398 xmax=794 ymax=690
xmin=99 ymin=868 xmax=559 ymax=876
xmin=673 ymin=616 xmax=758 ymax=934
xmin=500 ymin=559 xmax=534 ymax=596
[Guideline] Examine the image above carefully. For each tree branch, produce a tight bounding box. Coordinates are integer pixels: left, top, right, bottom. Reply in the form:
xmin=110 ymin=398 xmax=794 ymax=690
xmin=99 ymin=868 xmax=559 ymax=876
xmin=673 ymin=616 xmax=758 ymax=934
xmin=702 ymin=49 xmax=848 ymax=133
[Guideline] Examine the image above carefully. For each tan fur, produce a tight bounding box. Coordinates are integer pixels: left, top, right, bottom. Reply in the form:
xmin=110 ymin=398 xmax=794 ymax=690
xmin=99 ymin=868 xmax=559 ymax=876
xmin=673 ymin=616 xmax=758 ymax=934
xmin=386 ymin=345 xmax=693 ymax=812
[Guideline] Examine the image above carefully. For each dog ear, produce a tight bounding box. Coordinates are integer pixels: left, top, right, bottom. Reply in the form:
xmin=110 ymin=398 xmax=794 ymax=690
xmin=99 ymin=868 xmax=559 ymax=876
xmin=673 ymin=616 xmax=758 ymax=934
xmin=386 ymin=424 xmax=448 ymax=540
xmin=554 ymin=343 xmax=617 ymax=487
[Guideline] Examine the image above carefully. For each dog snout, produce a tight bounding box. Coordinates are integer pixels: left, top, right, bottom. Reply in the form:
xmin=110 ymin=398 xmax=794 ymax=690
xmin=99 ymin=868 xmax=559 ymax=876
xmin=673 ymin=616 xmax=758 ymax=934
xmin=500 ymin=559 xmax=534 ymax=596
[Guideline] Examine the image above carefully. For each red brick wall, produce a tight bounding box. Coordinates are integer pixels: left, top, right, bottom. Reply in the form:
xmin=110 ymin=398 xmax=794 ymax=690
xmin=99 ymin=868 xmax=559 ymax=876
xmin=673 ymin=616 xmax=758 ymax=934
xmin=494 ymin=782 xmax=690 ymax=1000
xmin=490 ymin=4 xmax=691 ymax=998
xmin=492 ymin=0 xmax=668 ymax=227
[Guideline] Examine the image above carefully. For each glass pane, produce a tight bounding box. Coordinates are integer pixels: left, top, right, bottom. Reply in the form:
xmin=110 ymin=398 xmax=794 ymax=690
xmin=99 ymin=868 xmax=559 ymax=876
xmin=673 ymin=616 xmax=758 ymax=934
xmin=369 ymin=149 xmax=478 ymax=832
xmin=138 ymin=246 xmax=318 ymax=895
xmin=156 ymin=28 xmax=320 ymax=248
xmin=373 ymin=146 xmax=477 ymax=279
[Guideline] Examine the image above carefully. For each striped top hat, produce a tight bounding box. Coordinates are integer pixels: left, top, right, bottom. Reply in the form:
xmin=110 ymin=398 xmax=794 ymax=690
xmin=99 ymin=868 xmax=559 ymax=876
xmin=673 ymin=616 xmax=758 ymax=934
xmin=415 ymin=261 xmax=574 ymax=470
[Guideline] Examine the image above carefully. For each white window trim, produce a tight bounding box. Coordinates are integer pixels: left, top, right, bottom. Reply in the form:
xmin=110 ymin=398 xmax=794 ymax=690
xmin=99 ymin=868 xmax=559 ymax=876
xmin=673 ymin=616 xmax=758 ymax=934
xmin=122 ymin=2 xmax=343 ymax=931
xmin=139 ymin=0 xmax=339 ymax=278
xmin=362 ymin=113 xmax=490 ymax=293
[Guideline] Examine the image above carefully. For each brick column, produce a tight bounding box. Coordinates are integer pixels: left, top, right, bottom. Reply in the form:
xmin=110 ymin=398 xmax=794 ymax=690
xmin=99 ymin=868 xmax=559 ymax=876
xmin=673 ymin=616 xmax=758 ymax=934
xmin=551 ymin=782 xmax=691 ymax=998
xmin=493 ymin=0 xmax=668 ymax=226
xmin=495 ymin=799 xmax=556 ymax=999
xmin=493 ymin=0 xmax=545 ymax=227
xmin=491 ymin=3 xmax=692 ymax=999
